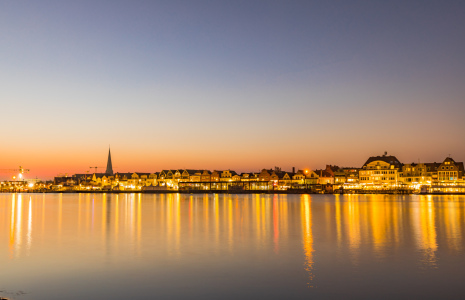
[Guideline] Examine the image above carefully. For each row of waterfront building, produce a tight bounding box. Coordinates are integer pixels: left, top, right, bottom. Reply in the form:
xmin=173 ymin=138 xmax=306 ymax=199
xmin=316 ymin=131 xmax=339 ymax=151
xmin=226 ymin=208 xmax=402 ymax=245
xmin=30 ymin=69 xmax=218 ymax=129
xmin=46 ymin=153 xmax=465 ymax=194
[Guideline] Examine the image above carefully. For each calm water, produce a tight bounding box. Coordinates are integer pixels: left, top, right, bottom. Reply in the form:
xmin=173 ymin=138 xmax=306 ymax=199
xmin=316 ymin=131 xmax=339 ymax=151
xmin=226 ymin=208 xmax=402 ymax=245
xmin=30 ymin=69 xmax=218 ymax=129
xmin=1 ymin=193 xmax=465 ymax=300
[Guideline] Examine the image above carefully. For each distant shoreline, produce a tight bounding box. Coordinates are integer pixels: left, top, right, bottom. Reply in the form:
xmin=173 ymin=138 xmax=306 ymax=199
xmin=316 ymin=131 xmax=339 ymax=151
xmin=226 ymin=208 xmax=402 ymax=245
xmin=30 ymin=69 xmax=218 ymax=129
xmin=1 ymin=190 xmax=465 ymax=195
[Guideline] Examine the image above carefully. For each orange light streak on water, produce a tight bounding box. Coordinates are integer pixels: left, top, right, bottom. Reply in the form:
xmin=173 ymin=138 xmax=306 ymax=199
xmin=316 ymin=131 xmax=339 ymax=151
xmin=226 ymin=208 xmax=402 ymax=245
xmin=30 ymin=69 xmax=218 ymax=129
xmin=9 ymin=194 xmax=16 ymax=259
xmin=301 ymin=194 xmax=314 ymax=287
xmin=27 ymin=198 xmax=32 ymax=255
xmin=273 ymin=194 xmax=279 ymax=254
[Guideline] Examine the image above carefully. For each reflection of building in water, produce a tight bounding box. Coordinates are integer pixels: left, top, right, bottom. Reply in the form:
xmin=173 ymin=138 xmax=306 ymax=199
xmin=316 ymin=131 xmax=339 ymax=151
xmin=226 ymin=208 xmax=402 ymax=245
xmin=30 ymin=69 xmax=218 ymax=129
xmin=331 ymin=195 xmax=407 ymax=263
xmin=347 ymin=196 xmax=362 ymax=263
xmin=441 ymin=198 xmax=463 ymax=252
xmin=27 ymin=198 xmax=32 ymax=255
xmin=101 ymin=193 xmax=113 ymax=257
xmin=301 ymin=195 xmax=314 ymax=287
xmin=273 ymin=194 xmax=279 ymax=254
xmin=9 ymin=194 xmax=16 ymax=258
xmin=9 ymin=194 xmax=24 ymax=259
xmin=5 ymin=193 xmax=465 ymax=280
xmin=335 ymin=196 xmax=370 ymax=263
xmin=369 ymin=197 xmax=403 ymax=257
xmin=412 ymin=197 xmax=438 ymax=268
xmin=8 ymin=194 xmax=36 ymax=258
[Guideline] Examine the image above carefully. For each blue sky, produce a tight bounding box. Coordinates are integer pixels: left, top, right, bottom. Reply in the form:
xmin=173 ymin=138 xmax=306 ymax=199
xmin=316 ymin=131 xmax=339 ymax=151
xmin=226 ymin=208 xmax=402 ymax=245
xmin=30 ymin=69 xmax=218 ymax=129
xmin=1 ymin=1 xmax=464 ymax=178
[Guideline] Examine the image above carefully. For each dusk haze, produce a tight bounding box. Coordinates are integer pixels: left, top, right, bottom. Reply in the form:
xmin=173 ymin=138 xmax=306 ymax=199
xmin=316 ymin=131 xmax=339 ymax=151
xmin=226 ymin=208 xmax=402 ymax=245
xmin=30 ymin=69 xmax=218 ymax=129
xmin=1 ymin=1 xmax=465 ymax=179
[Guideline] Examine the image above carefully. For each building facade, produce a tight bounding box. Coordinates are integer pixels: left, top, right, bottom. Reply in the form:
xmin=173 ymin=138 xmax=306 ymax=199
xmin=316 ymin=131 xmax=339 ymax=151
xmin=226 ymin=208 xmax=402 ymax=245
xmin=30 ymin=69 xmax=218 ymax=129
xmin=359 ymin=154 xmax=402 ymax=188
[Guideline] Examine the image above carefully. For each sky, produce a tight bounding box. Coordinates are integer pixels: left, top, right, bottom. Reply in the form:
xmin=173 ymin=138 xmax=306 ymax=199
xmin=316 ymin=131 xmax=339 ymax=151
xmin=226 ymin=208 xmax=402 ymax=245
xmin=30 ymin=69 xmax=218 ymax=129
xmin=1 ymin=0 xmax=465 ymax=179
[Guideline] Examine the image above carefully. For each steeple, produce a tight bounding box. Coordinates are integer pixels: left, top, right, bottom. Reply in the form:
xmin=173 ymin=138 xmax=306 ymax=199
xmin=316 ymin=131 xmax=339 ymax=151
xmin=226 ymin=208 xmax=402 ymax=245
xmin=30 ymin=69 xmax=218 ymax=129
xmin=106 ymin=147 xmax=113 ymax=175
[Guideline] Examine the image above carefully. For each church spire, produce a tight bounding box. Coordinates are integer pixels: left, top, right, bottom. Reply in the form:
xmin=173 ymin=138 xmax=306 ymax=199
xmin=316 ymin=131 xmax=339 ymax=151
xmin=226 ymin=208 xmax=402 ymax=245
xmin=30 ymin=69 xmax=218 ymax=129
xmin=106 ymin=147 xmax=113 ymax=175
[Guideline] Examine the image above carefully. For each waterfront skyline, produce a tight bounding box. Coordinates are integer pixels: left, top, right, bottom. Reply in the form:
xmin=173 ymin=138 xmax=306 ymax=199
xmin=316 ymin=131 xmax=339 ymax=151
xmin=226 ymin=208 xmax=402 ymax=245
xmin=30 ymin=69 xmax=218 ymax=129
xmin=1 ymin=1 xmax=465 ymax=179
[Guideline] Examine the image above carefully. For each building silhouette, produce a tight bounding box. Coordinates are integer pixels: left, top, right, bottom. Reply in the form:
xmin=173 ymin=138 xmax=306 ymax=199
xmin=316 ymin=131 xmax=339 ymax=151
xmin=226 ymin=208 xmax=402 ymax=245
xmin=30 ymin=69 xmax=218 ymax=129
xmin=105 ymin=147 xmax=113 ymax=175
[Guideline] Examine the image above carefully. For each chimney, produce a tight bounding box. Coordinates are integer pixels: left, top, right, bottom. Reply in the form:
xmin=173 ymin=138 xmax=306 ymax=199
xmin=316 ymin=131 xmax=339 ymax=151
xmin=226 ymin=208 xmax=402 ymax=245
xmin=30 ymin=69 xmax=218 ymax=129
xmin=292 ymin=167 xmax=295 ymax=173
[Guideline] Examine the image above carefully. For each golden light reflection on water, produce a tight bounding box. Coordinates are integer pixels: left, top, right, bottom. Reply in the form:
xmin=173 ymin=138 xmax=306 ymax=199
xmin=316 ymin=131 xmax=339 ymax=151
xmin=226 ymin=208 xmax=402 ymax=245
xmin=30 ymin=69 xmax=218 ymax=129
xmin=15 ymin=195 xmax=22 ymax=258
xmin=334 ymin=195 xmax=342 ymax=250
xmin=442 ymin=198 xmax=463 ymax=252
xmin=102 ymin=193 xmax=107 ymax=243
xmin=2 ymin=193 xmax=465 ymax=288
xmin=227 ymin=196 xmax=232 ymax=251
xmin=115 ymin=194 xmax=119 ymax=243
xmin=321 ymin=195 xmax=465 ymax=270
xmin=214 ymin=193 xmax=219 ymax=247
xmin=27 ymin=198 xmax=32 ymax=255
xmin=347 ymin=195 xmax=362 ymax=263
xmin=273 ymin=195 xmax=279 ymax=254
xmin=415 ymin=196 xmax=438 ymax=268
xmin=9 ymin=194 xmax=15 ymax=258
xmin=137 ymin=193 xmax=142 ymax=256
xmin=58 ymin=193 xmax=62 ymax=236
xmin=301 ymin=195 xmax=314 ymax=287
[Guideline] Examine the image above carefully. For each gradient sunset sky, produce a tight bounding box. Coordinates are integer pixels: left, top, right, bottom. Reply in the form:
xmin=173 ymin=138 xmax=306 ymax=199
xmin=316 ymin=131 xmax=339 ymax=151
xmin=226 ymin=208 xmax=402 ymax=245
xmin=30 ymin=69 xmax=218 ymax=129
xmin=1 ymin=0 xmax=465 ymax=179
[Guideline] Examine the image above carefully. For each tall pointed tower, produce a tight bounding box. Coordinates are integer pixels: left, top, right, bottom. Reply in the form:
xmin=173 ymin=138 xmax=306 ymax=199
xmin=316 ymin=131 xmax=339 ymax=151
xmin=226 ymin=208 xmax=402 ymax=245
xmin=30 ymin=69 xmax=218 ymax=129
xmin=105 ymin=147 xmax=114 ymax=175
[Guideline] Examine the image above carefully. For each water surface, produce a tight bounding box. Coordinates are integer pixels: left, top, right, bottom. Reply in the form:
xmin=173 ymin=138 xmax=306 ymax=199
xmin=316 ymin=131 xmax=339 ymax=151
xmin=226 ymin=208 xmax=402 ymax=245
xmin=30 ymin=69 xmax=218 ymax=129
xmin=1 ymin=193 xmax=465 ymax=299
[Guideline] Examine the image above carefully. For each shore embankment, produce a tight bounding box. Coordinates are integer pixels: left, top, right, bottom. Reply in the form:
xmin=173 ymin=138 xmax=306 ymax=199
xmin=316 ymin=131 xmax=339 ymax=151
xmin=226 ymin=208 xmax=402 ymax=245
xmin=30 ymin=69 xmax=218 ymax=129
xmin=2 ymin=190 xmax=465 ymax=195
